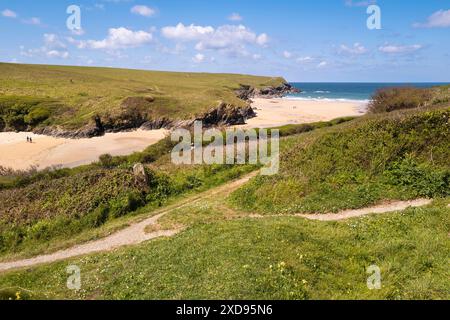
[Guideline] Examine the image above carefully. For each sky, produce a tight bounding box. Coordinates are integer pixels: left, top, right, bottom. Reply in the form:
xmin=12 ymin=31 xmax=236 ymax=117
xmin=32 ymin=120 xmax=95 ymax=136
xmin=0 ymin=0 xmax=449 ymax=82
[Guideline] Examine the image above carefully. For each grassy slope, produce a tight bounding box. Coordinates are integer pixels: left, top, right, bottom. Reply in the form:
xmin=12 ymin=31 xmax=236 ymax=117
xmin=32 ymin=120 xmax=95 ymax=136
xmin=0 ymin=63 xmax=285 ymax=130
xmin=231 ymin=107 xmax=450 ymax=214
xmin=0 ymin=117 xmax=356 ymax=259
xmin=0 ymin=87 xmax=449 ymax=300
xmin=0 ymin=196 xmax=448 ymax=300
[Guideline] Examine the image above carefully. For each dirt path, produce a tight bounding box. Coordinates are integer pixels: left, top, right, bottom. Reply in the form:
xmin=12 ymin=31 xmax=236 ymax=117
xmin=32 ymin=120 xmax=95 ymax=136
xmin=296 ymin=199 xmax=432 ymax=221
xmin=0 ymin=172 xmax=258 ymax=273
xmin=0 ymin=171 xmax=432 ymax=273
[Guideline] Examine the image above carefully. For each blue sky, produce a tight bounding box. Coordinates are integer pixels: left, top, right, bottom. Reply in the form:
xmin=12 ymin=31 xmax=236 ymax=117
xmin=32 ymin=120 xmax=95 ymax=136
xmin=0 ymin=0 xmax=449 ymax=81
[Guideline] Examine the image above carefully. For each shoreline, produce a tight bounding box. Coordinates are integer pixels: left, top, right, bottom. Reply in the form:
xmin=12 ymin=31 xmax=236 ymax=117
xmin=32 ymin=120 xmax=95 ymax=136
xmin=0 ymin=97 xmax=367 ymax=171
xmin=241 ymin=97 xmax=366 ymax=129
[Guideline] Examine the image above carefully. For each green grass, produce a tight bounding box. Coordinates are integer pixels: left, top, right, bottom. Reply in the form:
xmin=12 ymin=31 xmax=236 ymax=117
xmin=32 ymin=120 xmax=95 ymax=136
xmin=1 ymin=83 xmax=449 ymax=300
xmin=0 ymin=200 xmax=448 ymax=300
xmin=0 ymin=63 xmax=286 ymax=130
xmin=231 ymin=107 xmax=450 ymax=214
xmin=0 ymin=114 xmax=360 ymax=260
xmin=0 ymin=162 xmax=257 ymax=259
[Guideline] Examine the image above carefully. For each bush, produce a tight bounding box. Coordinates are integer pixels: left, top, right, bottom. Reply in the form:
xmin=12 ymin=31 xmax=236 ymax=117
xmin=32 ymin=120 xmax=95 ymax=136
xmin=0 ymin=96 xmax=57 ymax=130
xmin=109 ymin=192 xmax=144 ymax=218
xmin=231 ymin=108 xmax=450 ymax=214
xmin=24 ymin=106 xmax=51 ymax=126
xmin=87 ymin=204 xmax=110 ymax=228
xmin=368 ymin=87 xmax=432 ymax=114
xmin=99 ymin=154 xmax=114 ymax=168
xmin=385 ymin=157 xmax=450 ymax=198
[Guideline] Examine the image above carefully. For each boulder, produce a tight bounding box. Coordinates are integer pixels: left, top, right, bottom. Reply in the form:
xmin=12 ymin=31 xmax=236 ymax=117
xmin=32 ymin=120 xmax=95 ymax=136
xmin=133 ymin=163 xmax=148 ymax=186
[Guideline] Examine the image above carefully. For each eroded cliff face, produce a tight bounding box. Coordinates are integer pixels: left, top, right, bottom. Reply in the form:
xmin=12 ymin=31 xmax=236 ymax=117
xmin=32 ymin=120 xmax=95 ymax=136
xmin=31 ymin=82 xmax=295 ymax=138
xmin=235 ymin=83 xmax=300 ymax=100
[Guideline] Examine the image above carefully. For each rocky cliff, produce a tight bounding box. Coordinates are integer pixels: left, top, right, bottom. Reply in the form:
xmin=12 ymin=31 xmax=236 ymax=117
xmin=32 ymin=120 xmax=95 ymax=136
xmin=235 ymin=83 xmax=300 ymax=100
xmin=31 ymin=82 xmax=296 ymax=138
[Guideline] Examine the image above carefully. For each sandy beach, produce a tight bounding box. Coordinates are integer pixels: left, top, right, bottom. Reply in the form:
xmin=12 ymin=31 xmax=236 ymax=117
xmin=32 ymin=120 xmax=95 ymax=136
xmin=0 ymin=129 xmax=168 ymax=171
xmin=242 ymin=98 xmax=366 ymax=128
xmin=0 ymin=98 xmax=366 ymax=171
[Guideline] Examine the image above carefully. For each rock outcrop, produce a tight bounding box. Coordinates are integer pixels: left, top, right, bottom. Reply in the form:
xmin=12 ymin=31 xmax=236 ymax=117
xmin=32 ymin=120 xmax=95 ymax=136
xmin=235 ymin=82 xmax=300 ymax=100
xmin=133 ymin=163 xmax=148 ymax=186
xmin=33 ymin=116 xmax=104 ymax=138
xmin=28 ymin=81 xmax=297 ymax=138
xmin=197 ymin=102 xmax=256 ymax=127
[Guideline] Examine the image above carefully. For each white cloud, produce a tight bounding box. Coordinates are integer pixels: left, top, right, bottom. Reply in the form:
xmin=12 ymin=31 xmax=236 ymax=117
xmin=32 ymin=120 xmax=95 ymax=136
xmin=317 ymin=61 xmax=328 ymax=68
xmin=283 ymin=51 xmax=293 ymax=59
xmin=161 ymin=23 xmax=214 ymax=41
xmin=162 ymin=23 xmax=269 ymax=56
xmin=413 ymin=9 xmax=450 ymax=28
xmin=256 ymin=33 xmax=269 ymax=46
xmin=77 ymin=27 xmax=153 ymax=49
xmin=23 ymin=17 xmax=41 ymax=25
xmin=46 ymin=50 xmax=69 ymax=59
xmin=345 ymin=0 xmax=376 ymax=7
xmin=228 ymin=13 xmax=243 ymax=22
xmin=296 ymin=56 xmax=314 ymax=63
xmin=44 ymin=34 xmax=66 ymax=49
xmin=378 ymin=44 xmax=423 ymax=54
xmin=192 ymin=53 xmax=205 ymax=63
xmin=338 ymin=42 xmax=367 ymax=55
xmin=131 ymin=5 xmax=156 ymax=17
xmin=20 ymin=34 xmax=69 ymax=59
xmin=2 ymin=9 xmax=17 ymax=18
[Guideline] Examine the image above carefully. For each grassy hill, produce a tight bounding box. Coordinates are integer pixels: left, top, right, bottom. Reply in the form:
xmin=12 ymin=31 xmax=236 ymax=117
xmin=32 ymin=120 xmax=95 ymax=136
xmin=0 ymin=63 xmax=286 ymax=132
xmin=231 ymin=106 xmax=450 ymax=214
xmin=0 ymin=84 xmax=449 ymax=300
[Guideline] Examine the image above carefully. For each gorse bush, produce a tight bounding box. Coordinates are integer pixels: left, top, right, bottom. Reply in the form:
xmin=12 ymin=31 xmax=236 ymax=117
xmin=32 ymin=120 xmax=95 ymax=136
xmin=0 ymin=161 xmax=256 ymax=254
xmin=231 ymin=108 xmax=450 ymax=214
xmin=0 ymin=96 xmax=58 ymax=131
xmin=368 ymin=87 xmax=433 ymax=114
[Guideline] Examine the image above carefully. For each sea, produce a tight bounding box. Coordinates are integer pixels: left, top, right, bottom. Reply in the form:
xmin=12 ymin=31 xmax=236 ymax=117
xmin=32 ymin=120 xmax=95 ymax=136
xmin=287 ymin=83 xmax=449 ymax=104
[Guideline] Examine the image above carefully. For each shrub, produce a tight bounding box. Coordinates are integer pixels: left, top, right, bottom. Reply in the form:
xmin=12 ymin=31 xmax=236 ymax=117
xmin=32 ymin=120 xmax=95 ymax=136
xmin=99 ymin=154 xmax=114 ymax=168
xmin=24 ymin=106 xmax=51 ymax=125
xmin=368 ymin=87 xmax=432 ymax=114
xmin=109 ymin=192 xmax=144 ymax=218
xmin=385 ymin=157 xmax=450 ymax=198
xmin=87 ymin=204 xmax=110 ymax=228
xmin=0 ymin=96 xmax=57 ymax=130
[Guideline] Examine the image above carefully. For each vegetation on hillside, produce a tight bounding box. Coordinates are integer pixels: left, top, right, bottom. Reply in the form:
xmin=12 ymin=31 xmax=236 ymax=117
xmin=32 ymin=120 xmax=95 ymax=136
xmin=0 ymin=198 xmax=448 ymax=300
xmin=0 ymin=63 xmax=286 ymax=131
xmin=368 ymin=85 xmax=449 ymax=114
xmin=0 ymin=82 xmax=449 ymax=300
xmin=231 ymin=107 xmax=450 ymax=214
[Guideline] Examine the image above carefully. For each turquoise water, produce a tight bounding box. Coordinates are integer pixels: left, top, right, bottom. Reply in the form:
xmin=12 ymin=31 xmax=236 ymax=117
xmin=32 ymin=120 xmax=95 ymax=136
xmin=287 ymin=83 xmax=448 ymax=102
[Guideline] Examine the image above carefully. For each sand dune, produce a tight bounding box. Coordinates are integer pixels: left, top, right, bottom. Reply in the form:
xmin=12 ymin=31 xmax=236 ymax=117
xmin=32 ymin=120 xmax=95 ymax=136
xmin=0 ymin=129 xmax=168 ymax=171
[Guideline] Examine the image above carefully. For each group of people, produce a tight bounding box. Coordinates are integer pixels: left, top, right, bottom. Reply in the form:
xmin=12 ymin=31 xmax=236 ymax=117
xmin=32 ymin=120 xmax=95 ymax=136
xmin=26 ymin=136 xmax=33 ymax=143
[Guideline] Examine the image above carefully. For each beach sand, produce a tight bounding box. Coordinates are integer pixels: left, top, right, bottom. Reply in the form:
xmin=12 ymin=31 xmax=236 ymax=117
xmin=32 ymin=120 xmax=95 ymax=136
xmin=0 ymin=98 xmax=366 ymax=171
xmin=241 ymin=98 xmax=366 ymax=128
xmin=0 ymin=129 xmax=168 ymax=171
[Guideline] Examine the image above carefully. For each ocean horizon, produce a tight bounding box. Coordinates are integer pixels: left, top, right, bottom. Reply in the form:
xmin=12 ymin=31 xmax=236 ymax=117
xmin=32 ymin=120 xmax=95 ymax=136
xmin=287 ymin=82 xmax=449 ymax=103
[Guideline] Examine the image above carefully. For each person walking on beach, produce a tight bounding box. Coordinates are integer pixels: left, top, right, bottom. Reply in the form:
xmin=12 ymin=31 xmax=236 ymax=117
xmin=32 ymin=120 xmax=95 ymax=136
xmin=26 ymin=136 xmax=30 ymax=143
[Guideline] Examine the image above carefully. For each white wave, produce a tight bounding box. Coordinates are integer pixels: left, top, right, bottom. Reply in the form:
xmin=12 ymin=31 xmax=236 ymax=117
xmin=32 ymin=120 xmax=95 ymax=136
xmin=282 ymin=96 xmax=370 ymax=105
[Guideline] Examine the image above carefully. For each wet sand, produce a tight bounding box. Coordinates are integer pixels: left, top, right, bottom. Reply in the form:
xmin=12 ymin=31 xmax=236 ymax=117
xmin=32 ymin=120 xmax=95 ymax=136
xmin=0 ymin=129 xmax=168 ymax=170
